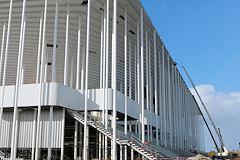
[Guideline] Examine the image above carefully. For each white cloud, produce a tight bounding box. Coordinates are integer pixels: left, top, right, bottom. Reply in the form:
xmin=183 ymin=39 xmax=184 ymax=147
xmin=190 ymin=84 xmax=240 ymax=151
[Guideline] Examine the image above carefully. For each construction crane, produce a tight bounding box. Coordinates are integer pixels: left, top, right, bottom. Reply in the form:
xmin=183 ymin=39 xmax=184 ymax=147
xmin=175 ymin=63 xmax=229 ymax=157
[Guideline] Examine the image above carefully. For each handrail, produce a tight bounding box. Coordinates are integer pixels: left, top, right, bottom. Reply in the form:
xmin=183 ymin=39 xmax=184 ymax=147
xmin=67 ymin=109 xmax=163 ymax=159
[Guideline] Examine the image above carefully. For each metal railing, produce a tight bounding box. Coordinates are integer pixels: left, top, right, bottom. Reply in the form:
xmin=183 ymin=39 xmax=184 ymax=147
xmin=67 ymin=109 xmax=164 ymax=159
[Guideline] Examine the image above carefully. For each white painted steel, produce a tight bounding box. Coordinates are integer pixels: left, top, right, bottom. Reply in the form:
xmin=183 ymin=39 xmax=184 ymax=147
xmin=112 ymin=0 xmax=118 ymax=159
xmin=60 ymin=108 xmax=65 ymax=160
xmin=76 ymin=17 xmax=81 ymax=90
xmin=0 ymin=23 xmax=6 ymax=86
xmin=83 ymin=0 xmax=91 ymax=159
xmin=74 ymin=121 xmax=78 ymax=159
xmin=11 ymin=0 xmax=26 ymax=158
xmin=124 ymin=8 xmax=128 ymax=135
xmin=124 ymin=8 xmax=128 ymax=160
xmin=51 ymin=0 xmax=58 ymax=82
xmin=47 ymin=106 xmax=53 ymax=160
xmin=64 ymin=5 xmax=70 ymax=86
xmin=140 ymin=8 xmax=145 ymax=144
xmin=0 ymin=23 xmax=6 ymax=134
xmin=153 ymin=30 xmax=159 ymax=145
xmin=35 ymin=0 xmax=48 ymax=159
xmin=31 ymin=109 xmax=37 ymax=160
xmin=36 ymin=12 xmax=43 ymax=84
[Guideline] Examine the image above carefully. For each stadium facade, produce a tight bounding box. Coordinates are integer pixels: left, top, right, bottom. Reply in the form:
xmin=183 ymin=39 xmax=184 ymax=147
xmin=0 ymin=0 xmax=204 ymax=159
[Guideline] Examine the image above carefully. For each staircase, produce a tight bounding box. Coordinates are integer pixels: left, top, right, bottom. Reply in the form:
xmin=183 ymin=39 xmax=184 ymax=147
xmin=67 ymin=109 xmax=163 ymax=160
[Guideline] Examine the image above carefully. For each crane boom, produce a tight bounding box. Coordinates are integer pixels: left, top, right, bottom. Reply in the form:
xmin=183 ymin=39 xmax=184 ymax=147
xmin=179 ymin=64 xmax=226 ymax=152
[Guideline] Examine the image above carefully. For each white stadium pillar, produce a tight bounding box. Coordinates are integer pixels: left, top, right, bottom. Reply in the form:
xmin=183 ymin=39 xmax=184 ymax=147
xmin=31 ymin=109 xmax=37 ymax=160
xmin=124 ymin=7 xmax=128 ymax=160
xmin=0 ymin=23 xmax=6 ymax=86
xmin=0 ymin=22 xmax=6 ymax=133
xmin=52 ymin=0 xmax=58 ymax=82
xmin=83 ymin=0 xmax=91 ymax=159
xmin=60 ymin=108 xmax=65 ymax=160
xmin=47 ymin=106 xmax=53 ymax=160
xmin=36 ymin=12 xmax=43 ymax=84
xmin=35 ymin=0 xmax=48 ymax=159
xmin=140 ymin=8 xmax=145 ymax=144
xmin=153 ymin=30 xmax=159 ymax=145
xmin=111 ymin=0 xmax=117 ymax=159
xmin=64 ymin=5 xmax=70 ymax=86
xmin=74 ymin=121 xmax=78 ymax=159
xmin=76 ymin=16 xmax=81 ymax=90
xmin=11 ymin=0 xmax=26 ymax=158
xmin=104 ymin=0 xmax=110 ymax=158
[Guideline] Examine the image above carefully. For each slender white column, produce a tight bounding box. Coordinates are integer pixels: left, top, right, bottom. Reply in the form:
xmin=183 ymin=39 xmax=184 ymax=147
xmin=74 ymin=121 xmax=78 ymax=159
xmin=134 ymin=44 xmax=137 ymax=101
xmin=130 ymin=124 xmax=134 ymax=160
xmin=13 ymin=109 xmax=20 ymax=158
xmin=120 ymin=145 xmax=123 ymax=160
xmin=176 ymin=72 xmax=179 ymax=148
xmin=79 ymin=123 xmax=82 ymax=159
xmin=11 ymin=0 xmax=26 ymax=158
xmin=64 ymin=5 xmax=70 ymax=86
xmin=83 ymin=0 xmax=91 ymax=159
xmin=98 ymin=133 xmax=102 ymax=159
xmin=20 ymin=19 xmax=26 ymax=85
xmin=100 ymin=11 xmax=104 ymax=89
xmin=136 ymin=20 xmax=141 ymax=141
xmin=0 ymin=23 xmax=6 ymax=133
xmin=104 ymin=136 xmax=107 ymax=160
xmin=153 ymin=30 xmax=159 ymax=145
xmin=101 ymin=5 xmax=106 ymax=125
xmin=161 ymin=45 xmax=167 ymax=147
xmin=158 ymin=49 xmax=162 ymax=145
xmin=0 ymin=0 xmax=13 ymax=135
xmin=129 ymin=40 xmax=132 ymax=99
xmin=81 ymin=45 xmax=85 ymax=90
xmin=137 ymin=21 xmax=140 ymax=104
xmin=148 ymin=40 xmax=153 ymax=143
xmin=60 ymin=108 xmax=65 ymax=160
xmin=140 ymin=8 xmax=145 ymax=143
xmin=47 ymin=106 xmax=53 ymax=160
xmin=36 ymin=12 xmax=43 ymax=84
xmin=104 ymin=0 xmax=110 ymax=129
xmin=70 ymin=56 xmax=74 ymax=88
xmin=124 ymin=8 xmax=128 ymax=160
xmin=145 ymin=30 xmax=149 ymax=142
xmin=31 ymin=109 xmax=37 ymax=160
xmin=35 ymin=0 xmax=48 ymax=159
xmin=76 ymin=17 xmax=81 ymax=90
xmin=167 ymin=55 xmax=173 ymax=148
xmin=124 ymin=8 xmax=128 ymax=135
xmin=111 ymin=0 xmax=117 ymax=159
xmin=0 ymin=23 xmax=6 ymax=85
xmin=104 ymin=1 xmax=109 ymax=157
xmin=44 ymin=52 xmax=48 ymax=83
xmin=21 ymin=65 xmax=25 ymax=84
xmin=51 ymin=0 xmax=58 ymax=82
xmin=172 ymin=65 xmax=176 ymax=148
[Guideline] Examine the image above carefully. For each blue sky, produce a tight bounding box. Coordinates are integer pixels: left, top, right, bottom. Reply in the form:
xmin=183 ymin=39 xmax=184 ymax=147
xmin=141 ymin=0 xmax=240 ymax=151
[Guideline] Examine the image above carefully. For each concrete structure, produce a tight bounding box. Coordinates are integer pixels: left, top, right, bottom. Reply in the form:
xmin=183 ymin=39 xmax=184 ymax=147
xmin=0 ymin=0 xmax=204 ymax=159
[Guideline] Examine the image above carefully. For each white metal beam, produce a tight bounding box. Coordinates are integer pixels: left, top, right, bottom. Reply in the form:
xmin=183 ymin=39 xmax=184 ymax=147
xmin=51 ymin=0 xmax=58 ymax=82
xmin=11 ymin=0 xmax=26 ymax=158
xmin=112 ymin=0 xmax=117 ymax=159
xmin=35 ymin=0 xmax=48 ymax=159
xmin=83 ymin=0 xmax=91 ymax=159
xmin=64 ymin=5 xmax=70 ymax=86
xmin=140 ymin=8 xmax=145 ymax=144
xmin=76 ymin=16 xmax=81 ymax=90
xmin=0 ymin=22 xmax=6 ymax=133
